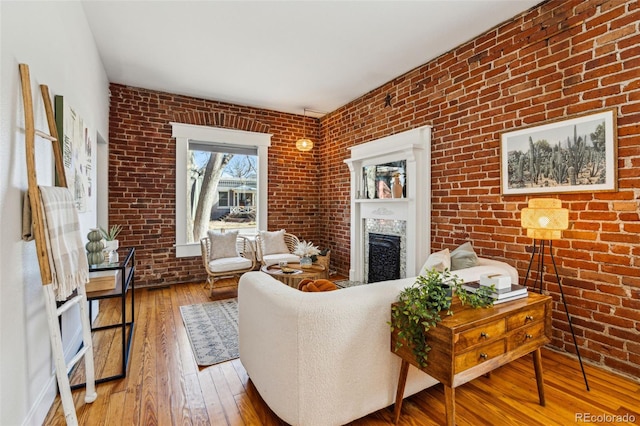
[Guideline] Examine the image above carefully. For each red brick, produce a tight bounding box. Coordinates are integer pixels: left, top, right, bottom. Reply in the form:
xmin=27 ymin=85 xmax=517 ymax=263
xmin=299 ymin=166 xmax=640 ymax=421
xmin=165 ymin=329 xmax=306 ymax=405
xmin=107 ymin=0 xmax=640 ymax=380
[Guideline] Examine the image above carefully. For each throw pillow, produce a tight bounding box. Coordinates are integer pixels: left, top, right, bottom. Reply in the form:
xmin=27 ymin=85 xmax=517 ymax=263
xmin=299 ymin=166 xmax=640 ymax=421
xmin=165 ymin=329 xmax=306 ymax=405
xmin=450 ymin=242 xmax=479 ymax=271
xmin=260 ymin=229 xmax=289 ymax=256
xmin=421 ymin=248 xmax=451 ymax=273
xmin=298 ymin=279 xmax=338 ymax=292
xmin=208 ymin=230 xmax=239 ymax=261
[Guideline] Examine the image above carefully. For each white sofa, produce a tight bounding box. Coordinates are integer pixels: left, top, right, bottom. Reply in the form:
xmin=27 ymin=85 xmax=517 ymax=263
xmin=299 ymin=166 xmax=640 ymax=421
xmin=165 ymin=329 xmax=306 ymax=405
xmin=238 ymin=258 xmax=518 ymax=426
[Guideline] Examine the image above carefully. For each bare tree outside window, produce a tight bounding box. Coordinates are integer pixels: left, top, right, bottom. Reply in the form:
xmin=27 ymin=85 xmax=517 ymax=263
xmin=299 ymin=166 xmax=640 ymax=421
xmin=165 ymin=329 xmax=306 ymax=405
xmin=187 ymin=150 xmax=257 ymax=243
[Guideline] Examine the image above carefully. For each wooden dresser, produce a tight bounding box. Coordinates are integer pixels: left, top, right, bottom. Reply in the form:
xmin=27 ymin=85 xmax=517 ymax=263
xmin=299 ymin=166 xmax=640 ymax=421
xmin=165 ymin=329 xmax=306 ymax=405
xmin=391 ymin=292 xmax=552 ymax=425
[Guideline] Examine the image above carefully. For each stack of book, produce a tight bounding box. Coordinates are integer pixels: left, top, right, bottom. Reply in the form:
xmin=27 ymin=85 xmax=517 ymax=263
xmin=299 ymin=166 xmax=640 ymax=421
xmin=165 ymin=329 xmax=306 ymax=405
xmin=86 ymin=270 xmax=117 ymax=292
xmin=462 ymin=281 xmax=528 ymax=304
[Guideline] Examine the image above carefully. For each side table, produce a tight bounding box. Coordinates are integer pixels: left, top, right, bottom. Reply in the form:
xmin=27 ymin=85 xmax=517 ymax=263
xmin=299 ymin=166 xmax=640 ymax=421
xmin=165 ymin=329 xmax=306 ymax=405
xmin=72 ymin=247 xmax=135 ymax=389
xmin=391 ymin=292 xmax=552 ymax=425
xmin=261 ymin=263 xmax=326 ymax=288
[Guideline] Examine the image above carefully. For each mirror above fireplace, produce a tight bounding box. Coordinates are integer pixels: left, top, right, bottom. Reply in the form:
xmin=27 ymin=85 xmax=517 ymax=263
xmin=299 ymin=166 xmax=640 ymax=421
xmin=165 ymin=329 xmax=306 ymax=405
xmin=362 ymin=160 xmax=406 ymax=200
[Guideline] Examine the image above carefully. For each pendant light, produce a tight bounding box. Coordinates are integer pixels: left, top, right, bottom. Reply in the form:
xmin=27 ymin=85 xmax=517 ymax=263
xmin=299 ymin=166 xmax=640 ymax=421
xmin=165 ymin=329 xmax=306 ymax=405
xmin=296 ymin=108 xmax=313 ymax=152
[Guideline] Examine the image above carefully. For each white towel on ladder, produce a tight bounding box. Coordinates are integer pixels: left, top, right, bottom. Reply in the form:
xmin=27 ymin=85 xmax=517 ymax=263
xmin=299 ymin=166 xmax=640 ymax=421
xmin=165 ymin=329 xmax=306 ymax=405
xmin=39 ymin=186 xmax=89 ymax=301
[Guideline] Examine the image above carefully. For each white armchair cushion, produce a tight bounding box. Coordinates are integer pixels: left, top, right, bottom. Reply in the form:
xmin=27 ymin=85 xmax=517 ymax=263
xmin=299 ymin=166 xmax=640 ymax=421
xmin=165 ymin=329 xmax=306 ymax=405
xmin=208 ymin=230 xmax=239 ymax=260
xmin=208 ymin=257 xmax=253 ymax=273
xmin=262 ymin=253 xmax=300 ymax=267
xmin=260 ymin=229 xmax=289 ymax=255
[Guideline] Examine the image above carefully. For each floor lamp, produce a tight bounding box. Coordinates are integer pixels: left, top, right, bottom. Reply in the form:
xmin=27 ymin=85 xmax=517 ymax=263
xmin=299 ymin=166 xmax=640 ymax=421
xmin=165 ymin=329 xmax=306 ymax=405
xmin=521 ymin=198 xmax=590 ymax=391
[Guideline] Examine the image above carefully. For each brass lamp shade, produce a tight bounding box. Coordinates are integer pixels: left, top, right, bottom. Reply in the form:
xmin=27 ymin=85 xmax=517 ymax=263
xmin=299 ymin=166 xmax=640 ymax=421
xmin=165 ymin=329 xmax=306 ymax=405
xmin=296 ymin=108 xmax=313 ymax=152
xmin=296 ymin=137 xmax=313 ymax=151
xmin=521 ymin=198 xmax=568 ymax=240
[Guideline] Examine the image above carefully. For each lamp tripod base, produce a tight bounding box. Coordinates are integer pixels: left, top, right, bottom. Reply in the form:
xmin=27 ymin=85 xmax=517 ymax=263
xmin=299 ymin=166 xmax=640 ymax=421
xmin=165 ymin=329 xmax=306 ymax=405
xmin=524 ymin=239 xmax=590 ymax=391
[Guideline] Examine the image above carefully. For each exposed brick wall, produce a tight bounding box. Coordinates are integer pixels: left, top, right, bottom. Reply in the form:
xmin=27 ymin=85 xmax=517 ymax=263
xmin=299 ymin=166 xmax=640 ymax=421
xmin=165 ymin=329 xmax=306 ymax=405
xmin=108 ymin=85 xmax=322 ymax=287
xmin=109 ymin=0 xmax=639 ymax=380
xmin=318 ymin=0 xmax=640 ymax=378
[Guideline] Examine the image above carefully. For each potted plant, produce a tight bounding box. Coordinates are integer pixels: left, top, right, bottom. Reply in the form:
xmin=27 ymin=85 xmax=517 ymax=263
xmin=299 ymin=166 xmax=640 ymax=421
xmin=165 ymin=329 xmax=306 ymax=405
xmin=389 ymin=268 xmax=495 ymax=368
xmin=100 ymin=224 xmax=123 ymax=253
xmin=293 ymin=240 xmax=320 ymax=268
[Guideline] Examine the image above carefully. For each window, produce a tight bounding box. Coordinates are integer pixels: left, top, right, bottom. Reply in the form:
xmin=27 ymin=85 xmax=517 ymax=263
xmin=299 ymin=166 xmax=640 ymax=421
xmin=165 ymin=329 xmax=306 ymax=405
xmin=188 ymin=142 xmax=258 ymax=242
xmin=218 ymin=191 xmax=229 ymax=207
xmin=172 ymin=123 xmax=271 ymax=257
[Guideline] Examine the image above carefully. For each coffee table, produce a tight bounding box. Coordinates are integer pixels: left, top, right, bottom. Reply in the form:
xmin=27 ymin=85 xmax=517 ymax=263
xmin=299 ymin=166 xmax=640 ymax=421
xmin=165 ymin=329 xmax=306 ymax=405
xmin=261 ymin=263 xmax=326 ymax=288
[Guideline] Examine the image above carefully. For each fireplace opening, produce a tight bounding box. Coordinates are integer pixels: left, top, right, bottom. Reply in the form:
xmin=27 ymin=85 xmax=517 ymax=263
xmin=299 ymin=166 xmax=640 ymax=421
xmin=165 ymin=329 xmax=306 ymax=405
xmin=368 ymin=233 xmax=401 ymax=283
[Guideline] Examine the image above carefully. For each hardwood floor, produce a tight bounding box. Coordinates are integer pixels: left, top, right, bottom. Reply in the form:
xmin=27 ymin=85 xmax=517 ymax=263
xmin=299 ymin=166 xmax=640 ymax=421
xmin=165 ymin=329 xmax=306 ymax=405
xmin=45 ymin=280 xmax=640 ymax=425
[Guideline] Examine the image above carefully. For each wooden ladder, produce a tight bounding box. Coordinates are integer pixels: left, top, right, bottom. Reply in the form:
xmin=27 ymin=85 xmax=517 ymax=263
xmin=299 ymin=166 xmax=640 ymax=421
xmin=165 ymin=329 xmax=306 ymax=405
xmin=19 ymin=63 xmax=97 ymax=425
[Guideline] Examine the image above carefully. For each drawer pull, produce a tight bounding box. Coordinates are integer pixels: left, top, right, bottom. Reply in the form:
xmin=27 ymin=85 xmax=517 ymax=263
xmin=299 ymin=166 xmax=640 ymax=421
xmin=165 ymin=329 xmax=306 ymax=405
xmin=480 ymin=332 xmax=489 ymax=339
xmin=525 ymin=315 xmax=534 ymax=322
xmin=526 ymin=334 xmax=533 ymax=339
xmin=479 ymin=353 xmax=488 ymax=360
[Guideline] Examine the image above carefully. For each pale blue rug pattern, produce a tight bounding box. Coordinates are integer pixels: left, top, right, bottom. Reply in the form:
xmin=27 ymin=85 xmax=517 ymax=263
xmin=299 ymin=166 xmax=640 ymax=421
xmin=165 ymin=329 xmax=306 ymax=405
xmin=179 ymin=298 xmax=238 ymax=366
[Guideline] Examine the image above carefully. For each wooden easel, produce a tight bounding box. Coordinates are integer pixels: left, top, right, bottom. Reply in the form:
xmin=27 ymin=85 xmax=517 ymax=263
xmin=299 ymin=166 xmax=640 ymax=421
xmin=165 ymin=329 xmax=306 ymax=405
xmin=19 ymin=63 xmax=97 ymax=425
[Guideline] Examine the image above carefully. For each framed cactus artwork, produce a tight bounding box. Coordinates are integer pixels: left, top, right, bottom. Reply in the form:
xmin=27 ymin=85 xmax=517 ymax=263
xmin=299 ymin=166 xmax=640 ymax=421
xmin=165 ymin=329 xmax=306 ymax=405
xmin=500 ymin=108 xmax=617 ymax=195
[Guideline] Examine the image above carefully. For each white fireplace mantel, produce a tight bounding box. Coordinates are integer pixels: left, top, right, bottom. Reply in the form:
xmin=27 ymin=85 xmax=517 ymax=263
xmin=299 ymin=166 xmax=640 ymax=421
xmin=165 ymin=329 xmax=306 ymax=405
xmin=344 ymin=125 xmax=431 ymax=282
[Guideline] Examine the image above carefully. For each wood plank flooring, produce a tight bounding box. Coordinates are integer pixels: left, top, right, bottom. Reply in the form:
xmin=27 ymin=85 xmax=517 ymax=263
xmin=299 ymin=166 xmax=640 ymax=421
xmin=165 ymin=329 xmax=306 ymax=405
xmin=45 ymin=280 xmax=640 ymax=425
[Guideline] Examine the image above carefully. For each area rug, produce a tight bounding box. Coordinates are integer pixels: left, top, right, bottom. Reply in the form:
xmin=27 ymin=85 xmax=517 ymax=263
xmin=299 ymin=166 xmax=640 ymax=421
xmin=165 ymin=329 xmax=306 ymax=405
xmin=179 ymin=298 xmax=238 ymax=366
xmin=334 ymin=279 xmax=366 ymax=288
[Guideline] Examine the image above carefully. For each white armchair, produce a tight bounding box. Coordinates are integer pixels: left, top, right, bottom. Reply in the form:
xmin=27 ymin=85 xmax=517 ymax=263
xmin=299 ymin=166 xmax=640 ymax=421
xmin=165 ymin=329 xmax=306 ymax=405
xmin=200 ymin=230 xmax=255 ymax=297
xmin=255 ymin=229 xmax=300 ymax=267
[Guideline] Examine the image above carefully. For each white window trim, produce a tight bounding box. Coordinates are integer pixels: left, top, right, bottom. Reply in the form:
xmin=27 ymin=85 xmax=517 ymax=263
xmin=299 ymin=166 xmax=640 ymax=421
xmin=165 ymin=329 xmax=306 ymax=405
xmin=171 ymin=122 xmax=271 ymax=258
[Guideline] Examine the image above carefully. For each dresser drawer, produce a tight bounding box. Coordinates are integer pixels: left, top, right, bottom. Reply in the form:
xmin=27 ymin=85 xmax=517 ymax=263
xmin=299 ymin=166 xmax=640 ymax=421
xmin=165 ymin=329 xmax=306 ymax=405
xmin=455 ymin=319 xmax=506 ymax=352
xmin=454 ymin=339 xmax=505 ymax=373
xmin=508 ymin=321 xmax=546 ymax=350
xmin=507 ymin=305 xmax=545 ymax=330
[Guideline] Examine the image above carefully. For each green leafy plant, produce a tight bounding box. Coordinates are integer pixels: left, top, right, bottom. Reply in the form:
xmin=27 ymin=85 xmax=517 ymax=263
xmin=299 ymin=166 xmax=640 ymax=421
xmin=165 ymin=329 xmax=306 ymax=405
xmin=99 ymin=224 xmax=123 ymax=241
xmin=389 ymin=268 xmax=495 ymax=368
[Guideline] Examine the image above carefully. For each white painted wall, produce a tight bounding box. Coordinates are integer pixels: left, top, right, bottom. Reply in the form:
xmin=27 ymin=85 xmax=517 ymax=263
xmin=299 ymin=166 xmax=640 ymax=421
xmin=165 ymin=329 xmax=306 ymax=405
xmin=0 ymin=2 xmax=109 ymax=424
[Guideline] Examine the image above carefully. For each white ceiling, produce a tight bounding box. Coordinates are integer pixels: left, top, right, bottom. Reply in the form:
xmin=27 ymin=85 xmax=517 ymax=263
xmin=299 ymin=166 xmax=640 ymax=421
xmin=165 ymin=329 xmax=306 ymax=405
xmin=82 ymin=0 xmax=541 ymax=117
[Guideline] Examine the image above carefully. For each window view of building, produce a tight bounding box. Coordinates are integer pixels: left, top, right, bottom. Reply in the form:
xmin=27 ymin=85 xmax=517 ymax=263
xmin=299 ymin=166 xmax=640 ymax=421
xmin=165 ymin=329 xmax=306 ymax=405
xmin=212 ymin=177 xmax=257 ymax=221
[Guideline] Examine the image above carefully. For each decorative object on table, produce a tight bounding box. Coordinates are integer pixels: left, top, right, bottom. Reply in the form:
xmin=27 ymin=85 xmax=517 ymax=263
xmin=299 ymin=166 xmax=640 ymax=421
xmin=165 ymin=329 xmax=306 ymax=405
xmin=86 ymin=228 xmax=105 ymax=265
xmin=179 ymin=298 xmax=238 ymax=366
xmin=100 ymin=224 xmax=122 ymax=263
xmin=295 ymin=108 xmax=313 ymax=152
xmin=500 ymin=108 xmax=617 ymax=195
xmin=364 ymin=165 xmax=376 ymax=199
xmin=377 ymin=179 xmax=391 ymax=199
xmin=462 ymin=281 xmax=528 ymax=304
xmin=521 ymin=197 xmax=589 ymax=390
xmin=479 ymin=272 xmax=512 ymax=290
xmin=315 ymin=248 xmax=331 ymax=278
xmin=391 ymin=173 xmax=403 ymax=198
xmin=389 ymin=268 xmax=495 ymax=368
xmin=293 ymin=240 xmax=320 ymax=268
xmin=86 ymin=270 xmax=117 ymax=292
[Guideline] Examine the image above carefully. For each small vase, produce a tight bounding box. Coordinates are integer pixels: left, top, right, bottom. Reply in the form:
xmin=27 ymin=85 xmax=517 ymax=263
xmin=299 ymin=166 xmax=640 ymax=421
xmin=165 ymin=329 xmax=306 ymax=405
xmin=392 ymin=175 xmax=403 ymax=198
xmin=300 ymin=256 xmax=313 ymax=268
